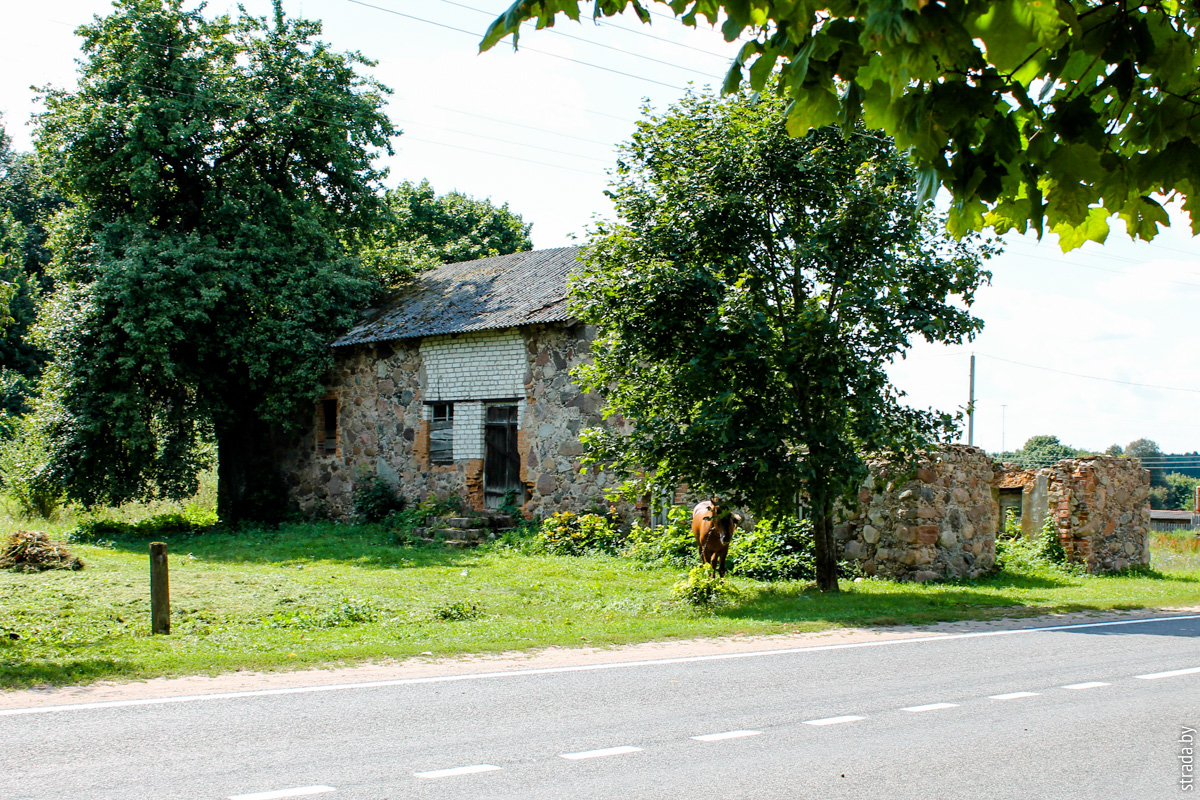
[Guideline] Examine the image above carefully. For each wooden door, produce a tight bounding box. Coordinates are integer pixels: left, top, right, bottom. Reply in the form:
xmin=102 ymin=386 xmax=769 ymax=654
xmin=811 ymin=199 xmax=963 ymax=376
xmin=484 ymin=405 xmax=521 ymax=509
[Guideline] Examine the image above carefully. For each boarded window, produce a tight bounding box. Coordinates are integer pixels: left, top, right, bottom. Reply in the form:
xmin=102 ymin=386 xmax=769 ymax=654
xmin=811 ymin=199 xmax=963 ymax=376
xmin=430 ymin=403 xmax=454 ymax=464
xmin=321 ymin=399 xmax=338 ymax=454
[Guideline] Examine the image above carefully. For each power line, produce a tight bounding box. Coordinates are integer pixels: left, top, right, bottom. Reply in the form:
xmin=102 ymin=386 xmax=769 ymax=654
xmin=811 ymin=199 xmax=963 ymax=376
xmin=344 ymin=0 xmax=688 ymax=91
xmin=1003 ymin=246 xmax=1200 ymax=290
xmin=104 ymin=80 xmax=610 ymax=182
xmin=398 ymin=135 xmax=604 ymax=177
xmin=975 ymin=352 xmax=1200 ymax=395
xmin=587 ymin=12 xmax=734 ymax=61
xmin=1008 ymin=239 xmax=1200 ymax=281
xmin=644 ymin=5 xmax=731 ymax=38
xmin=434 ymin=0 xmax=724 ymax=79
xmin=408 ymin=102 xmax=622 ymax=147
xmin=393 ymin=117 xmax=611 ymax=164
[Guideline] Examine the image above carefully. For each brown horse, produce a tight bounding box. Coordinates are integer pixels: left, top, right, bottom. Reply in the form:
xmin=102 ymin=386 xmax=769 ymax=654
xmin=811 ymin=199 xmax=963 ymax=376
xmin=692 ymin=500 xmax=742 ymax=577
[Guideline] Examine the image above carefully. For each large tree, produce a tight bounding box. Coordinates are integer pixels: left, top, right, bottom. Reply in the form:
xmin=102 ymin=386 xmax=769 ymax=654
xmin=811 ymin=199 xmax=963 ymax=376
xmin=0 ymin=122 xmax=64 ymax=415
xmin=570 ymin=89 xmax=994 ymax=591
xmin=360 ymin=179 xmax=533 ymax=285
xmin=33 ymin=0 xmax=395 ymax=521
xmin=484 ymin=1 xmax=1200 ymax=248
xmin=1125 ymin=437 xmax=1166 ymax=485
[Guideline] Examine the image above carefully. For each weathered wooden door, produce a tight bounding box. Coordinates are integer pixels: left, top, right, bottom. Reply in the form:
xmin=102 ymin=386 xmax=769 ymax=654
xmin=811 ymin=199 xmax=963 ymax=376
xmin=484 ymin=404 xmax=521 ymax=509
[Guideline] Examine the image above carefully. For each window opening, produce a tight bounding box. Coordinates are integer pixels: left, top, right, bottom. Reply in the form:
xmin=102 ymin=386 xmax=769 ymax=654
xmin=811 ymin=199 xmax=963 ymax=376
xmin=430 ymin=403 xmax=454 ymax=464
xmin=321 ymin=399 xmax=338 ymax=454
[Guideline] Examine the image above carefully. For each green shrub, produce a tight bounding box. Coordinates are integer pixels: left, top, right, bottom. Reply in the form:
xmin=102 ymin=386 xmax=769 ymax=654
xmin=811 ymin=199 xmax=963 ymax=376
xmin=728 ymin=516 xmax=817 ymax=581
xmin=0 ymin=418 xmax=64 ymax=520
xmin=352 ymin=473 xmax=406 ymax=522
xmin=68 ymin=510 xmax=217 ymax=543
xmin=624 ymin=505 xmax=695 ymax=568
xmin=386 ymin=495 xmax=459 ymax=546
xmin=997 ymin=514 xmax=1076 ymax=575
xmin=535 ymin=511 xmax=623 ymax=555
xmin=671 ymin=565 xmax=739 ymax=607
xmin=432 ymin=600 xmax=482 ymax=621
xmin=269 ymin=595 xmax=379 ymax=629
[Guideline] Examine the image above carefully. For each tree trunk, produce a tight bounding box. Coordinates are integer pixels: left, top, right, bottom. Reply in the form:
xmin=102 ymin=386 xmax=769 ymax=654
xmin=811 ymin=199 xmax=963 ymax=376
xmin=216 ymin=409 xmax=284 ymax=525
xmin=813 ymin=498 xmax=840 ymax=593
xmin=216 ymin=412 xmax=255 ymax=526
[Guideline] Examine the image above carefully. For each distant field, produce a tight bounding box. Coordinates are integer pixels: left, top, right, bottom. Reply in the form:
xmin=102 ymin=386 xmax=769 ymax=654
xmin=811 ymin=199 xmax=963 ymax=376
xmin=1 ymin=513 xmax=1197 ymax=689
xmin=1151 ymin=530 xmax=1200 ymax=573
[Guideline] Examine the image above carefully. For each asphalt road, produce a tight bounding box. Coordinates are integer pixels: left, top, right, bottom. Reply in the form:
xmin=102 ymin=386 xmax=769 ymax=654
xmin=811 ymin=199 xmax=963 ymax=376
xmin=4 ymin=614 xmax=1199 ymax=800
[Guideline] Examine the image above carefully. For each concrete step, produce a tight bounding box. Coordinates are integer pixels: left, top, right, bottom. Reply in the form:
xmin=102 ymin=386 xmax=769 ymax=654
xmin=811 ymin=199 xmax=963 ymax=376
xmin=414 ymin=527 xmax=495 ymax=546
xmin=425 ymin=514 xmax=517 ymax=530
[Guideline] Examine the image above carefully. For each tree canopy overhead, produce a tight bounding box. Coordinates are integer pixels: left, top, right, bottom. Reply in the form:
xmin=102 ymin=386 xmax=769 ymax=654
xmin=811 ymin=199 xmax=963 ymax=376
xmin=34 ymin=0 xmax=395 ymax=520
xmin=360 ymin=179 xmax=533 ymax=285
xmin=484 ymin=1 xmax=1200 ymax=249
xmin=570 ymin=88 xmax=995 ymax=590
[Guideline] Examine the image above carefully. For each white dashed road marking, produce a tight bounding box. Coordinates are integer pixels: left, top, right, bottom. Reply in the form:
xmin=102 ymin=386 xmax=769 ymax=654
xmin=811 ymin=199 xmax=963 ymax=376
xmin=228 ymin=787 xmax=336 ymax=800
xmin=560 ymin=745 xmax=643 ymax=760
xmin=1061 ymin=682 xmax=1110 ymax=690
xmin=6 ymin=614 xmax=1197 ymax=718
xmin=1135 ymin=666 xmax=1200 ymax=680
xmin=989 ymin=692 xmax=1040 ymax=700
xmin=691 ymin=730 xmax=763 ymax=742
xmin=803 ymin=715 xmax=866 ymax=726
xmin=901 ymin=703 xmax=960 ymax=713
xmin=414 ymin=765 xmax=502 ymax=779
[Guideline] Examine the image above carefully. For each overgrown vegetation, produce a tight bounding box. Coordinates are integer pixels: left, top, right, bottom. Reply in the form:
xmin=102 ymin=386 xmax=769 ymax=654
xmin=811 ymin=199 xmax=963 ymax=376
xmin=534 ymin=510 xmax=624 ymax=556
xmin=995 ymin=512 xmax=1077 ymax=577
xmin=1 ymin=511 xmax=1196 ymax=688
xmin=351 ymin=473 xmax=406 ymax=523
xmin=0 ymin=417 xmax=64 ymax=519
xmin=68 ymin=509 xmax=218 ymax=544
xmin=671 ymin=565 xmax=739 ymax=608
xmin=728 ymin=517 xmax=821 ymax=582
xmin=1151 ymin=531 xmax=1200 ymax=574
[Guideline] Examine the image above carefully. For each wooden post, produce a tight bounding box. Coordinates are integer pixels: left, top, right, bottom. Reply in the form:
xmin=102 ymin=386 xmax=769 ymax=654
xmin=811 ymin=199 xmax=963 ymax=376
xmin=150 ymin=542 xmax=170 ymax=635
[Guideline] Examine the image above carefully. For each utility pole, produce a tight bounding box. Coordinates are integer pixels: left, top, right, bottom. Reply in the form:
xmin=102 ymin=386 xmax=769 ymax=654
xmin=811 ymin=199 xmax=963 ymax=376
xmin=968 ymin=353 xmax=975 ymax=446
xmin=1001 ymin=404 xmax=1007 ymax=453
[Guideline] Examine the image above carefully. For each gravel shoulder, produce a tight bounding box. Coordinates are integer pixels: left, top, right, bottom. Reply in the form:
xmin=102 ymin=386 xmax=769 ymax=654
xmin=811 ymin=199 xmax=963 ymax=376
xmin=3 ymin=604 xmax=1197 ymax=711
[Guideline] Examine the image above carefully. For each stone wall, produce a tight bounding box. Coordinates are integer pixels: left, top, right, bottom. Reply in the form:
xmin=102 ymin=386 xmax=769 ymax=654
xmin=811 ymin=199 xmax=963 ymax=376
xmin=1042 ymin=456 xmax=1150 ymax=573
xmin=275 ymin=323 xmax=624 ymax=520
xmin=836 ymin=445 xmax=999 ymax=582
xmin=836 ymin=448 xmax=1152 ymax=581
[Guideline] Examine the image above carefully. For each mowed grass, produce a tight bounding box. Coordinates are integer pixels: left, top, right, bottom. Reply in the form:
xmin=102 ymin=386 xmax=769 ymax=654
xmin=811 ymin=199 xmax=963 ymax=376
xmin=1 ymin=518 xmax=1198 ymax=689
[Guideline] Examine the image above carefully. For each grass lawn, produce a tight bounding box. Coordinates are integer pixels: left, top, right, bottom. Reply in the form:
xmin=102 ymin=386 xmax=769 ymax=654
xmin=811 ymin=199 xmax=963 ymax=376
xmin=1 ymin=517 xmax=1198 ymax=689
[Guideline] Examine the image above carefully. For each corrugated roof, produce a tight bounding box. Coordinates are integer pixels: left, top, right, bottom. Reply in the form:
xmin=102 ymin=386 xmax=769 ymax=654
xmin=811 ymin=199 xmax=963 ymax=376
xmin=334 ymin=246 xmax=580 ymax=346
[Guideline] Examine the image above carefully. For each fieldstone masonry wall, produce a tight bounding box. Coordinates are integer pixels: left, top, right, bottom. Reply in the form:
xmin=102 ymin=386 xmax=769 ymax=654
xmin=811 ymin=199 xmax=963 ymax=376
xmin=276 ymin=324 xmax=622 ymax=520
xmin=836 ymin=447 xmax=1151 ymax=580
xmin=836 ymin=445 xmax=999 ymax=582
xmin=1040 ymin=456 xmax=1150 ymax=573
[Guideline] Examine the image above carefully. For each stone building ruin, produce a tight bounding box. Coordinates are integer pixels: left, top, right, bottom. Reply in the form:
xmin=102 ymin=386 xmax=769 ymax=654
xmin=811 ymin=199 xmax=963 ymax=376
xmin=836 ymin=447 xmax=1151 ymax=579
xmin=276 ymin=246 xmax=624 ymax=519
xmin=275 ymin=246 xmax=1152 ymax=580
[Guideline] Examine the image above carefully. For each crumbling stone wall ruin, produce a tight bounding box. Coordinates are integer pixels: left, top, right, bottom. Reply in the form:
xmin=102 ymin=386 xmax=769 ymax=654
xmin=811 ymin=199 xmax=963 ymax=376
xmin=1038 ymin=456 xmax=1151 ymax=573
xmin=836 ymin=445 xmax=999 ymax=582
xmin=836 ymin=446 xmax=1151 ymax=580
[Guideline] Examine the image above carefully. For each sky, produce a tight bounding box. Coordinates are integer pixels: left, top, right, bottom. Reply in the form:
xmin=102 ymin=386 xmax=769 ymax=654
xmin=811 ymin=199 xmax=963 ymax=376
xmin=3 ymin=0 xmax=1200 ymax=456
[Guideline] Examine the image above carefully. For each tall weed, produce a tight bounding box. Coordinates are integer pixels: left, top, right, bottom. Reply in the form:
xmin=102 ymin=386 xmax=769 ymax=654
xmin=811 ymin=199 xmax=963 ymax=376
xmin=0 ymin=418 xmax=63 ymax=519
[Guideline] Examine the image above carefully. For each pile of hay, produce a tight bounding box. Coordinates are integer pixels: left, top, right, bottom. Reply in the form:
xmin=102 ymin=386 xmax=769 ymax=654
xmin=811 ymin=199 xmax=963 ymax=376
xmin=0 ymin=530 xmax=84 ymax=572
